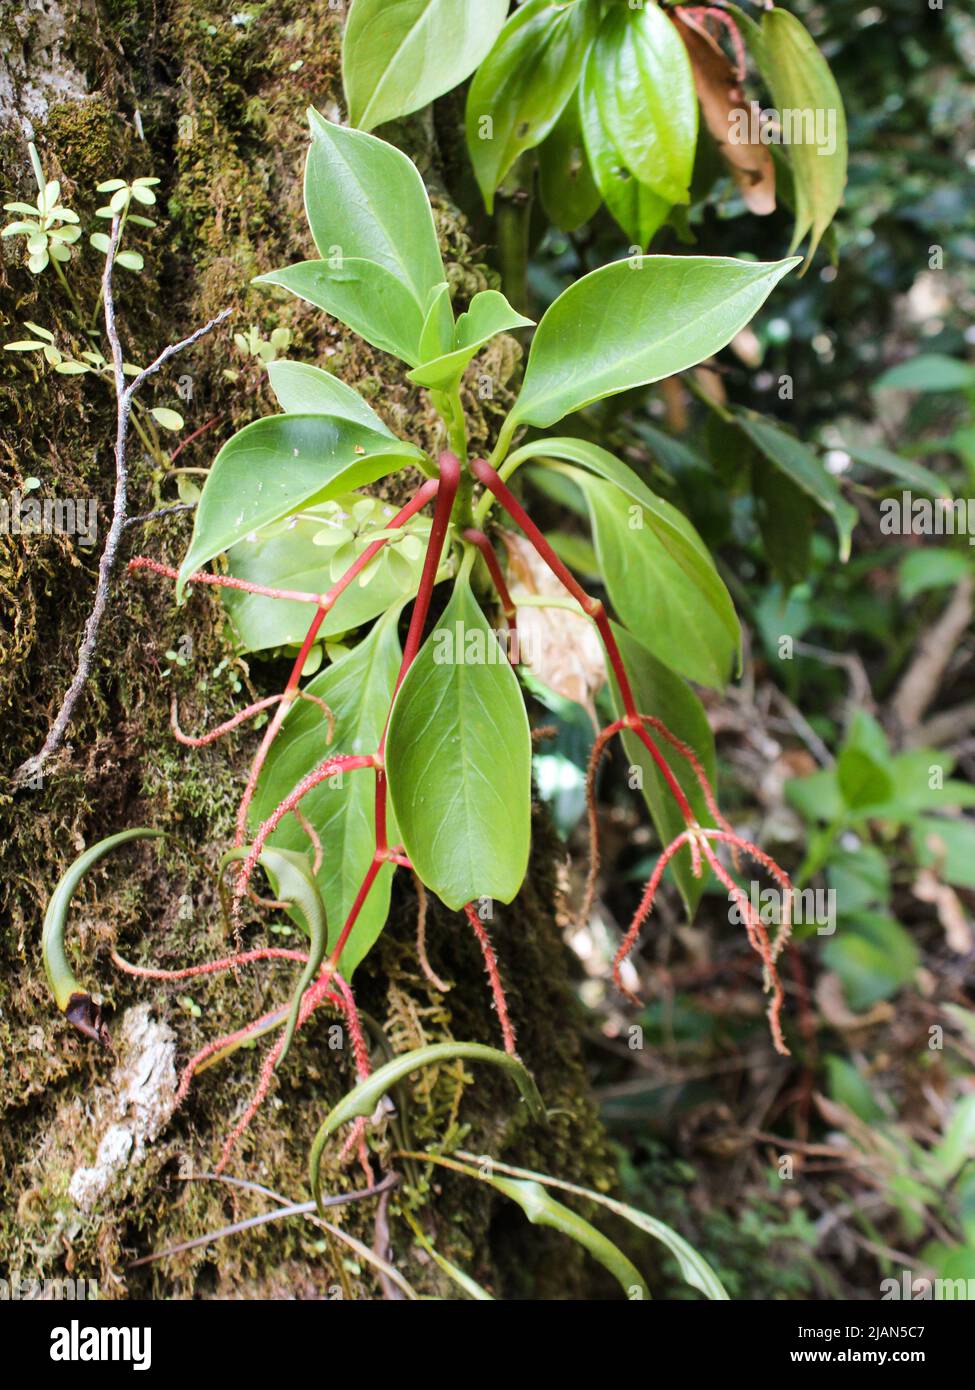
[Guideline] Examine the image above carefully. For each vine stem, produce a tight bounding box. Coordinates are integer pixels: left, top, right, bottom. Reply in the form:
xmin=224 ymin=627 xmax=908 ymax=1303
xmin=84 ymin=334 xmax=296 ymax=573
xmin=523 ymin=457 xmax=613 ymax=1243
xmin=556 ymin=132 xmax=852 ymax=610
xmin=470 ymin=458 xmax=696 ymax=824
xmin=12 ymin=216 xmax=231 ymax=787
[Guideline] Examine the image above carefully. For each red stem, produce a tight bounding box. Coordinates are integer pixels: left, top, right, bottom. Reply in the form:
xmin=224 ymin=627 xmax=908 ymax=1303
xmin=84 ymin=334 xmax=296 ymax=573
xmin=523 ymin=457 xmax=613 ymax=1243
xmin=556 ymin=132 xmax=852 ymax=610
xmin=463 ymin=904 xmax=517 ymax=1055
xmin=462 ymin=527 xmax=518 ymax=648
xmin=470 ymin=459 xmax=696 ymax=824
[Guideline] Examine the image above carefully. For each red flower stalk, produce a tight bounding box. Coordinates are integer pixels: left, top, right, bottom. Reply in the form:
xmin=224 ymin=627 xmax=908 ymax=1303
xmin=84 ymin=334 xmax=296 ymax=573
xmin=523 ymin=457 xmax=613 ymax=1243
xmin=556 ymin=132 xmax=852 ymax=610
xmin=463 ymin=903 xmax=517 ymax=1056
xmin=469 ymin=457 xmax=793 ymax=1054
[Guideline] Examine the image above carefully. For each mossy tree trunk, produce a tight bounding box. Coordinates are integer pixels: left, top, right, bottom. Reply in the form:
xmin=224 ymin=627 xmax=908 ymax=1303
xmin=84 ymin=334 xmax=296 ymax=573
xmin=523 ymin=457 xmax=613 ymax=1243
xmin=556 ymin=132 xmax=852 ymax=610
xmin=0 ymin=0 xmax=612 ymax=1299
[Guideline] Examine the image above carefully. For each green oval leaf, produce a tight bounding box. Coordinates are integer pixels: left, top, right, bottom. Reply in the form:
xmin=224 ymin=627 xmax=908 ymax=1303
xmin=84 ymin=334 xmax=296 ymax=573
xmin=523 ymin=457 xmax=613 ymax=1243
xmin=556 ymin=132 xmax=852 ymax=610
xmin=256 ymin=258 xmax=426 ymax=365
xmin=265 ymin=360 xmax=394 ymax=436
xmin=761 ymin=8 xmax=847 ymax=265
xmin=309 ymin=1042 xmax=545 ymax=1208
xmin=386 ymin=576 xmax=532 ymax=909
xmin=591 ymin=0 xmax=697 ymax=205
xmin=252 ymin=606 xmax=404 ymax=977
xmin=608 ymin=623 xmax=718 ymax=915
xmin=150 ymin=406 xmax=184 ymax=432
xmin=465 ymin=0 xmax=598 ymax=211
xmin=537 ymin=97 xmax=601 ymax=234
xmin=559 ymin=463 xmax=739 ymax=688
xmin=176 ymin=414 xmax=423 ymax=598
xmin=223 ymin=501 xmax=433 ymax=652
xmin=304 ymin=110 xmax=445 ymax=307
xmin=344 ymin=0 xmax=509 ymax=132
xmin=507 ymin=254 xmax=799 ymax=431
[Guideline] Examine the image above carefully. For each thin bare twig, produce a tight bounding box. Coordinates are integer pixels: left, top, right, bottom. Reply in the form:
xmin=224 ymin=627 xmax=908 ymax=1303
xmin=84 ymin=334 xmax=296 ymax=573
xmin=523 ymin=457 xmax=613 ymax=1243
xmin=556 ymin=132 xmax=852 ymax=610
xmin=12 ymin=218 xmax=231 ymax=787
xmin=128 ymin=1170 xmax=399 ymax=1267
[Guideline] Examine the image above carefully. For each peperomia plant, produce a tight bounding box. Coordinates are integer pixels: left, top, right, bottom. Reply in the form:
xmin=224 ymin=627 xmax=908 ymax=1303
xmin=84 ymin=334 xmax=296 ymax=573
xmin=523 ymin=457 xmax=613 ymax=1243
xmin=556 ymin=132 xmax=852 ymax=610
xmin=46 ymin=114 xmax=800 ymax=1206
xmin=341 ymin=0 xmax=847 ymax=265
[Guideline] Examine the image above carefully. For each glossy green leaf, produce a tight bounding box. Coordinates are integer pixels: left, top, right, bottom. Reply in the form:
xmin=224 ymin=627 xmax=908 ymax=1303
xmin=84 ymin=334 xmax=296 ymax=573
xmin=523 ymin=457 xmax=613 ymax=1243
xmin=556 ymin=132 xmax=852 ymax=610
xmin=256 ymin=258 xmax=425 ymax=365
xmin=509 ymin=436 xmax=712 ymax=564
xmin=386 ymin=576 xmax=532 ymax=909
xmin=309 ymin=1042 xmax=545 ymax=1209
xmin=591 ymin=1 xmax=697 ymax=205
xmin=538 ymin=97 xmax=601 ymax=233
xmin=608 ymin=624 xmax=717 ymax=914
xmin=465 ymin=0 xmax=598 ymax=211
xmin=762 ymin=8 xmax=847 ymax=264
xmin=177 ymin=415 xmax=423 ymax=597
xmin=507 ymin=255 xmax=798 ymax=432
xmin=488 ymin=1176 xmax=650 ymax=1299
xmin=578 ymin=62 xmax=670 ymax=248
xmin=252 ymin=607 xmax=404 ymax=978
xmin=452 ymin=1153 xmax=729 ymax=1300
xmin=266 ymin=359 xmax=394 ymax=436
xmin=417 ymin=282 xmax=455 ymax=364
xmin=343 ymin=0 xmax=509 ymax=131
xmin=303 ymin=110 xmax=445 ymax=305
xmin=222 ymin=497 xmax=434 ymax=652
xmin=556 ymin=462 xmax=739 ymax=688
xmin=735 ymin=412 xmax=858 ymax=561
xmin=409 ymin=289 xmax=533 ymax=391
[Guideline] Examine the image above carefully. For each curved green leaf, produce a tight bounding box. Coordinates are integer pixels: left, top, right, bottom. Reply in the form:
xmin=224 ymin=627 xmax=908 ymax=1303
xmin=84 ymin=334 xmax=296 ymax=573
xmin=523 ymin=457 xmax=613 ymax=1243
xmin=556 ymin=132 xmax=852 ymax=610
xmin=304 ymin=110 xmax=444 ymax=305
xmin=176 ymin=415 xmax=423 ymax=597
xmin=266 ymin=360 xmax=393 ymax=435
xmin=256 ymin=258 xmax=425 ymax=365
xmin=42 ymin=829 xmax=164 ymax=1037
xmin=454 ymin=1153 xmax=729 ymax=1300
xmin=409 ymin=289 xmax=533 ymax=391
xmin=591 ymin=1 xmax=697 ymax=205
xmin=252 ymin=606 xmax=404 ymax=977
xmin=309 ymin=1042 xmax=546 ymax=1209
xmin=538 ymin=97 xmax=601 ymax=234
xmin=507 ymin=255 xmax=799 ymax=431
xmin=489 ymin=1177 xmax=649 ymax=1299
xmin=762 ymin=8 xmax=847 ymax=265
xmin=465 ymin=0 xmax=598 ymax=211
xmin=609 ymin=623 xmax=717 ymax=915
xmin=386 ymin=576 xmax=532 ymax=909
xmin=344 ymin=0 xmax=509 ymax=131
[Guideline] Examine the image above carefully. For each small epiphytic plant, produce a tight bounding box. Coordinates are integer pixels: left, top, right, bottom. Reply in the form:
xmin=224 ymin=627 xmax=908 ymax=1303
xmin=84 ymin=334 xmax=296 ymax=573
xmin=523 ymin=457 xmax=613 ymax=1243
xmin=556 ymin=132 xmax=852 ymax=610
xmin=45 ymin=112 xmax=799 ymax=1165
xmin=5 ymin=140 xmax=231 ymax=786
xmin=341 ymin=0 xmax=847 ymax=266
